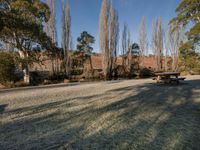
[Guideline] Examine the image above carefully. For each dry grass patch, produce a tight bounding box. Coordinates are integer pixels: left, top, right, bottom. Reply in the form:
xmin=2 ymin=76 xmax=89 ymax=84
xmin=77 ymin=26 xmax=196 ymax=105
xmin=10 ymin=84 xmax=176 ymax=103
xmin=0 ymin=76 xmax=200 ymax=150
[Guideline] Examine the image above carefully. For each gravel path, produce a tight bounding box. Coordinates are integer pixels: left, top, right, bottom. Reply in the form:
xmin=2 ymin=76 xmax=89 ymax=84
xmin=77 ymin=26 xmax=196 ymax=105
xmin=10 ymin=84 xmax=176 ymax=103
xmin=0 ymin=76 xmax=200 ymax=150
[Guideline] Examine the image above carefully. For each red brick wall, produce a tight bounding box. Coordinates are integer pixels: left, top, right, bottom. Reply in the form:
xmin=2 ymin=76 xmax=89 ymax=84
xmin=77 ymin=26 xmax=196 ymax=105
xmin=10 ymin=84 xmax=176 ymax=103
xmin=90 ymin=55 xmax=162 ymax=70
xmin=31 ymin=53 xmax=172 ymax=72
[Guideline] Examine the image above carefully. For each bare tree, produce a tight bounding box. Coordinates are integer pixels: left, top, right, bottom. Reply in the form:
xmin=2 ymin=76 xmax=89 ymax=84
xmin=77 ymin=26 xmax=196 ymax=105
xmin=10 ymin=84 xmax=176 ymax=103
xmin=152 ymin=17 xmax=164 ymax=71
xmin=164 ymin=29 xmax=169 ymax=71
xmin=156 ymin=18 xmax=164 ymax=71
xmin=99 ymin=0 xmax=110 ymax=79
xmin=166 ymin=23 xmax=184 ymax=71
xmin=122 ymin=23 xmax=131 ymax=70
xmin=62 ymin=0 xmax=71 ymax=76
xmin=158 ymin=18 xmax=164 ymax=71
xmin=152 ymin=19 xmax=157 ymax=57
xmin=122 ymin=23 xmax=128 ymax=56
xmin=61 ymin=0 xmax=66 ymax=73
xmin=109 ymin=5 xmax=119 ymax=76
xmin=99 ymin=0 xmax=119 ymax=79
xmin=65 ymin=0 xmax=71 ymax=75
xmin=46 ymin=0 xmax=58 ymax=74
xmin=127 ymin=29 xmax=132 ymax=72
xmin=46 ymin=0 xmax=57 ymax=44
xmin=139 ymin=16 xmax=147 ymax=68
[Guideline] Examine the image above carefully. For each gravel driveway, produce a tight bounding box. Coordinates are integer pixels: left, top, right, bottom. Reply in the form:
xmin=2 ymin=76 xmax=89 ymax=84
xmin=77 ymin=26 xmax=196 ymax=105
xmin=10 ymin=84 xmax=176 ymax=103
xmin=0 ymin=76 xmax=200 ymax=150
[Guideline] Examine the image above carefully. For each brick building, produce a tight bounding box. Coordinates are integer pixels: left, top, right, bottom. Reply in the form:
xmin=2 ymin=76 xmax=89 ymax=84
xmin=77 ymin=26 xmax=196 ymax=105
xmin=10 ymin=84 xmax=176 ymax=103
xmin=31 ymin=53 xmax=172 ymax=75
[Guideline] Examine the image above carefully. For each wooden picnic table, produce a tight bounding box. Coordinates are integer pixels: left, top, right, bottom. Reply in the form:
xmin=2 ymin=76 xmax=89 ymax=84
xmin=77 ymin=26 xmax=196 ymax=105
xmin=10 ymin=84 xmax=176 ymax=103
xmin=154 ymin=72 xmax=185 ymax=84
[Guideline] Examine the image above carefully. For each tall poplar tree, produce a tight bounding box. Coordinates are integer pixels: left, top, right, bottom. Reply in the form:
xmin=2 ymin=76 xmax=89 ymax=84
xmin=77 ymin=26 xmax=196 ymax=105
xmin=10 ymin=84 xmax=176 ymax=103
xmin=122 ymin=23 xmax=131 ymax=69
xmin=139 ymin=17 xmax=147 ymax=68
xmin=166 ymin=23 xmax=184 ymax=71
xmin=109 ymin=4 xmax=119 ymax=76
xmin=99 ymin=0 xmax=109 ymax=79
xmin=46 ymin=0 xmax=58 ymax=74
xmin=99 ymin=0 xmax=119 ymax=79
xmin=62 ymin=0 xmax=71 ymax=76
xmin=152 ymin=18 xmax=164 ymax=71
xmin=46 ymin=0 xmax=57 ymax=44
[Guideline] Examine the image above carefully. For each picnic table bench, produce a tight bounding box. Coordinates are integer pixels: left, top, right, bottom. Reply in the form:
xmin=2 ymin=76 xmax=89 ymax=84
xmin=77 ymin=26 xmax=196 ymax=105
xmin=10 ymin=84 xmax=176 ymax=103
xmin=153 ymin=72 xmax=186 ymax=84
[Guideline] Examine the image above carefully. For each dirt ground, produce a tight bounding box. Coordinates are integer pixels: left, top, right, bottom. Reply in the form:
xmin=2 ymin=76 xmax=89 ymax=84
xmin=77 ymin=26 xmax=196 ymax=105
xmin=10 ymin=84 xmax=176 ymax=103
xmin=0 ymin=75 xmax=200 ymax=150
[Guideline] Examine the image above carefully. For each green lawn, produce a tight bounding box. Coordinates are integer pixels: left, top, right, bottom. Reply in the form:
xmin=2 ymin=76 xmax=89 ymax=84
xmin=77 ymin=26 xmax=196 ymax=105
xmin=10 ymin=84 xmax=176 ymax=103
xmin=0 ymin=77 xmax=200 ymax=150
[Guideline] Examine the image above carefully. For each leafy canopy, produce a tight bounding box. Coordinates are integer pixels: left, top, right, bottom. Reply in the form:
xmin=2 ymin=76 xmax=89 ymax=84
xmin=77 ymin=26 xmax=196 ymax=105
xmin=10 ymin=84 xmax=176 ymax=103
xmin=171 ymin=0 xmax=200 ymax=47
xmin=0 ymin=52 xmax=15 ymax=83
xmin=171 ymin=0 xmax=200 ymax=71
xmin=0 ymin=0 xmax=52 ymax=52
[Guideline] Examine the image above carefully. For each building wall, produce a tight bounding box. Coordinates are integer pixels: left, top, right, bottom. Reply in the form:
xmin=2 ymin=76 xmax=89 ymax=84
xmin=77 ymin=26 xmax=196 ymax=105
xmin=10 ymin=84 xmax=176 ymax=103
xmin=31 ymin=53 xmax=172 ymax=72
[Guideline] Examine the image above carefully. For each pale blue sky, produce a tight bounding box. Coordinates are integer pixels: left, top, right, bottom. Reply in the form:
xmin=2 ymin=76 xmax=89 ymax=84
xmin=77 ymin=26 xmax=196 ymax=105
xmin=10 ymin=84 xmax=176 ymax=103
xmin=54 ymin=0 xmax=181 ymax=52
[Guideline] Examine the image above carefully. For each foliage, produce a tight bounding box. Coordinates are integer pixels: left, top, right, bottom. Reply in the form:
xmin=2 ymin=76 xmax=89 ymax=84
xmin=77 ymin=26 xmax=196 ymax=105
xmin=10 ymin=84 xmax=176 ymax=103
xmin=0 ymin=0 xmax=53 ymax=64
xmin=139 ymin=68 xmax=154 ymax=78
xmin=0 ymin=52 xmax=15 ymax=83
xmin=171 ymin=0 xmax=200 ymax=47
xmin=0 ymin=0 xmax=57 ymax=83
xmin=77 ymin=31 xmax=95 ymax=54
xmin=179 ymin=42 xmax=200 ymax=72
xmin=71 ymin=31 xmax=95 ymax=70
xmin=131 ymin=43 xmax=140 ymax=55
xmin=71 ymin=55 xmax=83 ymax=69
xmin=0 ymin=0 xmax=51 ymax=46
xmin=70 ymin=69 xmax=84 ymax=76
xmin=170 ymin=0 xmax=200 ymax=73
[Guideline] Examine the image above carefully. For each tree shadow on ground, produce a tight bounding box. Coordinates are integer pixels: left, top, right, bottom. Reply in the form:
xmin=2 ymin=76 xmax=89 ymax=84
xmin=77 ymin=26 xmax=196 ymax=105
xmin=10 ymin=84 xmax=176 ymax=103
xmin=0 ymin=104 xmax=7 ymax=114
xmin=0 ymin=82 xmax=81 ymax=94
xmin=0 ymin=79 xmax=200 ymax=150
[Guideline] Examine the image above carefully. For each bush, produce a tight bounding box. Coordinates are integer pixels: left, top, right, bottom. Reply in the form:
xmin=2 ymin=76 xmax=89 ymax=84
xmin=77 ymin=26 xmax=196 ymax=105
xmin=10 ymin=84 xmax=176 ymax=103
xmin=189 ymin=68 xmax=200 ymax=75
xmin=0 ymin=52 xmax=16 ymax=84
xmin=71 ymin=69 xmax=84 ymax=76
xmin=139 ymin=68 xmax=154 ymax=78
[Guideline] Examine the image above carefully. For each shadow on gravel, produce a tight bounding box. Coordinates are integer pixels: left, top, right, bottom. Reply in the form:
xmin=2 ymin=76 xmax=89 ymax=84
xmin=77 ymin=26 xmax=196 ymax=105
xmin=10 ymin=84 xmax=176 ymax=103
xmin=0 ymin=104 xmax=7 ymax=114
xmin=0 ymin=82 xmax=81 ymax=94
xmin=0 ymin=79 xmax=200 ymax=150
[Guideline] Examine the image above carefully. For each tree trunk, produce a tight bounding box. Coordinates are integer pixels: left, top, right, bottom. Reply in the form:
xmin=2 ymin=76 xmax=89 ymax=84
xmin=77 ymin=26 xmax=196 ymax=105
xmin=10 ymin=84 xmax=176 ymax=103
xmin=51 ymin=57 xmax=55 ymax=75
xmin=128 ymin=48 xmax=132 ymax=73
xmin=23 ymin=65 xmax=30 ymax=84
xmin=19 ymin=50 xmax=30 ymax=84
xmin=89 ymin=56 xmax=94 ymax=78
